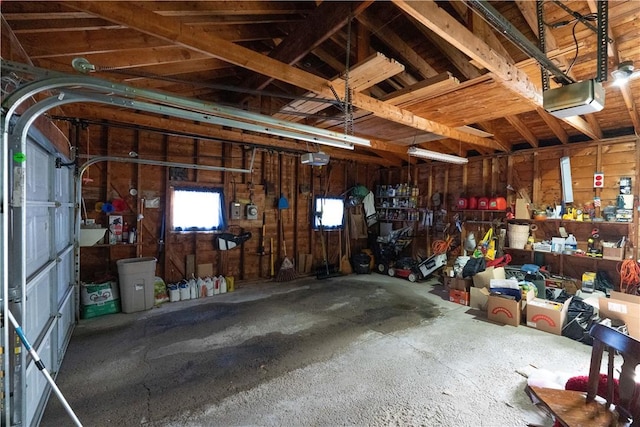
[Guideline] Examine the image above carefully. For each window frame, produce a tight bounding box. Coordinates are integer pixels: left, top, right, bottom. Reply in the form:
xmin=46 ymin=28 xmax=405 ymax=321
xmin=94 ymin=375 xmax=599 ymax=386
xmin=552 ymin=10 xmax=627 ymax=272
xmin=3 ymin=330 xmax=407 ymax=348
xmin=169 ymin=184 xmax=226 ymax=233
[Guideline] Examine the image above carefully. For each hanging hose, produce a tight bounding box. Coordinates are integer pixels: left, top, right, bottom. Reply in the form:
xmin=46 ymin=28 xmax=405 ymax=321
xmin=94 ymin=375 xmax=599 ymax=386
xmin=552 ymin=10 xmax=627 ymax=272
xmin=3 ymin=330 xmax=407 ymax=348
xmin=617 ymin=258 xmax=640 ymax=295
xmin=432 ymin=235 xmax=454 ymax=255
xmin=7 ymin=310 xmax=83 ymax=426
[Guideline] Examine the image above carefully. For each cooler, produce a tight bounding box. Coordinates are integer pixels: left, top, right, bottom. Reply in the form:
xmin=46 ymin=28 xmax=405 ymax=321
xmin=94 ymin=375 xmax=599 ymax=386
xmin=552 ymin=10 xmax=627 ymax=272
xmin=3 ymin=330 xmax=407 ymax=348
xmin=116 ymin=257 xmax=157 ymax=313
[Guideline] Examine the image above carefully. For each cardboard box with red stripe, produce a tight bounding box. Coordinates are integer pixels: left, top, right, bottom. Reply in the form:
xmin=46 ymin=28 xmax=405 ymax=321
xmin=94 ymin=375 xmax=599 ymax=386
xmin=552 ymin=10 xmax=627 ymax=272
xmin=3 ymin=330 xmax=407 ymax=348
xmin=526 ymin=297 xmax=573 ymax=335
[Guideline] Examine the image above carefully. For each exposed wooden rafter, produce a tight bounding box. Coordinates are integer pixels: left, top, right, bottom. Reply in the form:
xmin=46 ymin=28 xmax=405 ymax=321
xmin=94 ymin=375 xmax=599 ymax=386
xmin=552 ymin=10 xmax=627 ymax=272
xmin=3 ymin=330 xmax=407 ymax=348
xmin=63 ymin=0 xmax=507 ymax=153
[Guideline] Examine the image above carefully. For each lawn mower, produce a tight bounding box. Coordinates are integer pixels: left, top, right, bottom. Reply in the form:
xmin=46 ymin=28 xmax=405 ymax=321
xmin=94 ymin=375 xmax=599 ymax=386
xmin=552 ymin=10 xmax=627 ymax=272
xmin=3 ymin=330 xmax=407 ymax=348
xmin=387 ymin=252 xmax=448 ymax=282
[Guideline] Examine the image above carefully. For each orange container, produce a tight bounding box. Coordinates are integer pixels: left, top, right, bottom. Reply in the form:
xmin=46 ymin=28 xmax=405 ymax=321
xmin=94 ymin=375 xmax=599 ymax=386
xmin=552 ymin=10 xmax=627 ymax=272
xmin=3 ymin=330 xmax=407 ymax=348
xmin=489 ymin=197 xmax=507 ymax=210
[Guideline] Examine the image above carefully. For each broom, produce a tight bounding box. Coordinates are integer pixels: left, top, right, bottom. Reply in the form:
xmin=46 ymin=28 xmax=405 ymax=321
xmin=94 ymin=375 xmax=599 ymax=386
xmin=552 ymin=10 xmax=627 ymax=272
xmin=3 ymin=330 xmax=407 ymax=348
xmin=275 ymin=215 xmax=298 ymax=282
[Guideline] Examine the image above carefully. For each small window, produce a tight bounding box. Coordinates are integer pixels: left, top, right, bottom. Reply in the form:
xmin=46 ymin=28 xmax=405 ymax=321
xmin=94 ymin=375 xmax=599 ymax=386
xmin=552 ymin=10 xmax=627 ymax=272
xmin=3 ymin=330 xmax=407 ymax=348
xmin=172 ymin=187 xmax=225 ymax=231
xmin=312 ymin=196 xmax=344 ymax=230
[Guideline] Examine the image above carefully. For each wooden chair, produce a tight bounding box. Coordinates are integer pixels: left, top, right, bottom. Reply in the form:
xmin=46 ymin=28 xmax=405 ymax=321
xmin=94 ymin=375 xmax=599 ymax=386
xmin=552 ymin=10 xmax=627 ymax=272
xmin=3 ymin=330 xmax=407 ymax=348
xmin=526 ymin=323 xmax=640 ymax=427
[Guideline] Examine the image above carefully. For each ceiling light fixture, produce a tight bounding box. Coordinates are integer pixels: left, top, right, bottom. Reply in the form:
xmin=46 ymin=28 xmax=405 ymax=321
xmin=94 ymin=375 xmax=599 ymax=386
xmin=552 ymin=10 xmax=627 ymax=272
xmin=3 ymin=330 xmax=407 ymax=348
xmin=407 ymin=146 xmax=468 ymax=164
xmin=611 ymin=60 xmax=639 ymax=87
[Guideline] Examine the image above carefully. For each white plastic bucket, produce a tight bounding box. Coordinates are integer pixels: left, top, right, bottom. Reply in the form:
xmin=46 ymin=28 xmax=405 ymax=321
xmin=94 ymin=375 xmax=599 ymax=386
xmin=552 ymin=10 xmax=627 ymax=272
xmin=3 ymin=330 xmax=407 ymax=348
xmin=508 ymin=224 xmax=530 ymax=249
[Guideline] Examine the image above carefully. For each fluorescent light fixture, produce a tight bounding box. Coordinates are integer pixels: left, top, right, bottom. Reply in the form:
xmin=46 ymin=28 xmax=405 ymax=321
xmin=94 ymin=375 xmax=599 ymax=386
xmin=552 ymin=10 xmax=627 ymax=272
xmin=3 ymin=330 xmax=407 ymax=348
xmin=407 ymin=146 xmax=468 ymax=164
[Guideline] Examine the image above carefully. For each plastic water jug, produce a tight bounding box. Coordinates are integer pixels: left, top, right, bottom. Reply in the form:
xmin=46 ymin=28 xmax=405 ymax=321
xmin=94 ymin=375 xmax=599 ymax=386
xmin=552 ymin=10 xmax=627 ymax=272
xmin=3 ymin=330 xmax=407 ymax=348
xmin=204 ymin=277 xmax=213 ymax=296
xmin=168 ymin=285 xmax=180 ymax=302
xmin=179 ymin=282 xmax=190 ymax=300
xmin=219 ymin=276 xmax=227 ymax=294
xmin=189 ymin=278 xmax=198 ymax=299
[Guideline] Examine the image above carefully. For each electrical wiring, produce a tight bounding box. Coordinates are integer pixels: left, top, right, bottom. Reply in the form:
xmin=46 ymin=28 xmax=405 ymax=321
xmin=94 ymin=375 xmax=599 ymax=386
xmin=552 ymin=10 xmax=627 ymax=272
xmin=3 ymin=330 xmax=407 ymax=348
xmin=544 ymin=11 xmax=598 ymax=77
xmin=617 ymin=258 xmax=640 ymax=295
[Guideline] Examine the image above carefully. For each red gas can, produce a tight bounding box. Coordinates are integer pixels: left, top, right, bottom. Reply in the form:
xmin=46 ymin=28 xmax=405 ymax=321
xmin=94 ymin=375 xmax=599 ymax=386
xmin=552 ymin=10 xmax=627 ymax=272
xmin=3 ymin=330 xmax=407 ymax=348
xmin=468 ymin=196 xmax=478 ymax=210
xmin=478 ymin=197 xmax=489 ymax=210
xmin=457 ymin=197 xmax=468 ymax=210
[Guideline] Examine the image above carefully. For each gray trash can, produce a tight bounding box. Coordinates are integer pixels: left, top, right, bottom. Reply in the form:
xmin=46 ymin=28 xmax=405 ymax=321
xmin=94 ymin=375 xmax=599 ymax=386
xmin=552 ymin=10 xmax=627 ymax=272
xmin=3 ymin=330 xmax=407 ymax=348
xmin=116 ymin=257 xmax=157 ymax=313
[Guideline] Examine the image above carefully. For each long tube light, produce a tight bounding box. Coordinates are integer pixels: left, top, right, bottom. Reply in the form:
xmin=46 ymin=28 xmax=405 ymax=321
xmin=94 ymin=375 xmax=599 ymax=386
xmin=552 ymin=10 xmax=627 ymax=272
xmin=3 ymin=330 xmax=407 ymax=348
xmin=407 ymin=146 xmax=468 ymax=164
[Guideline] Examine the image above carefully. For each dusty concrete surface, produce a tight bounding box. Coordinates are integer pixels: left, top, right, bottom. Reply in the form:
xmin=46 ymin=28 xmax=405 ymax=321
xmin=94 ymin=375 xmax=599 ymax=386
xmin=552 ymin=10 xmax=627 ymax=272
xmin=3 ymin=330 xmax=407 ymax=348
xmin=41 ymin=274 xmax=593 ymax=426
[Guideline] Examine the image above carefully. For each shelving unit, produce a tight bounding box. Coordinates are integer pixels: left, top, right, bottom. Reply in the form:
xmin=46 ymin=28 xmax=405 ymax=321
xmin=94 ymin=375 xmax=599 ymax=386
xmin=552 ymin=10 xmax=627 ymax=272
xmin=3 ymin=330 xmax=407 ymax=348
xmin=503 ymin=219 xmax=634 ymax=290
xmin=375 ymin=184 xmax=421 ymax=256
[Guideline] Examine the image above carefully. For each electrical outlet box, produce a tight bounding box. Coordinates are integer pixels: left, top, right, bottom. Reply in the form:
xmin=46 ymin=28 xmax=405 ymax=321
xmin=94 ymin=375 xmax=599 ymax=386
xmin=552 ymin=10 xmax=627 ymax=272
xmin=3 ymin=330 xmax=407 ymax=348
xmin=230 ymin=202 xmax=241 ymax=220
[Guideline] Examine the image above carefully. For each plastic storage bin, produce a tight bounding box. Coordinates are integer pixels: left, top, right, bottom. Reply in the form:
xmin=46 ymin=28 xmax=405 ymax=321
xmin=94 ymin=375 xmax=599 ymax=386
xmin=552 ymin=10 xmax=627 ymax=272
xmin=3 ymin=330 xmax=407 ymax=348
xmin=116 ymin=257 xmax=157 ymax=313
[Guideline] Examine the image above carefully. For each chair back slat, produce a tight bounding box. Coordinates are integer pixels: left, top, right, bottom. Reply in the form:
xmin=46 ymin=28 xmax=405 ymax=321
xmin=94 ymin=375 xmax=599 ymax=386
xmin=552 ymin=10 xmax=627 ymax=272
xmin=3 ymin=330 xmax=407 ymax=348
xmin=588 ymin=323 xmax=640 ymax=424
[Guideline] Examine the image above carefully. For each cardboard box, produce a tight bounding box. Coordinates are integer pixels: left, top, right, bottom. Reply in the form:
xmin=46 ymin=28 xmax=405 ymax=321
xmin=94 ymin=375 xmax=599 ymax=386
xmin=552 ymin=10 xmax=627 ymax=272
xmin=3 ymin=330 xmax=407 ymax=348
xmin=449 ymin=289 xmax=470 ymax=306
xmin=602 ymin=247 xmax=624 ymax=261
xmin=526 ymin=297 xmax=572 ymax=335
xmin=451 ymin=277 xmax=472 ymax=292
xmin=515 ymin=198 xmax=530 ymax=219
xmin=470 ymin=287 xmax=490 ymax=311
xmin=598 ymin=291 xmax=640 ymax=340
xmin=472 ymin=266 xmax=506 ymax=289
xmin=487 ymin=289 xmax=535 ymax=327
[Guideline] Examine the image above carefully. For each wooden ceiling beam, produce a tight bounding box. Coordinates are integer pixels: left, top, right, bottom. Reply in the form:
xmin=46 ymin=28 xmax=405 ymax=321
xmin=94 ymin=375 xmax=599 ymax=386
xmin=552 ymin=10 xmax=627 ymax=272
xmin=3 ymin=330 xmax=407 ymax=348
xmin=381 ymin=72 xmax=460 ymax=106
xmin=393 ymin=0 xmax=541 ymax=106
xmin=561 ymin=116 xmax=601 ymax=140
xmin=146 ymin=2 xmax=314 ymax=17
xmin=63 ymin=1 xmax=505 ymax=152
xmin=35 ymin=46 xmax=213 ymax=73
xmin=535 ymin=107 xmax=569 ymax=144
xmin=448 ymin=0 xmax=514 ymax=65
xmin=619 ymin=84 xmax=640 ymax=134
xmin=584 ymin=114 xmax=603 ymax=140
xmin=505 ymin=115 xmax=539 ymax=148
xmin=6 ymin=18 xmax=120 ymax=34
xmin=477 ymin=121 xmax=513 ymax=153
xmin=407 ymin=18 xmax=483 ymax=80
xmin=1 ymin=15 xmax=34 ymax=65
xmin=248 ymin=1 xmax=373 ymax=91
xmin=274 ymin=52 xmax=404 ymax=121
xmin=356 ymin=12 xmax=440 ymax=79
xmin=19 ymin=29 xmax=169 ymax=59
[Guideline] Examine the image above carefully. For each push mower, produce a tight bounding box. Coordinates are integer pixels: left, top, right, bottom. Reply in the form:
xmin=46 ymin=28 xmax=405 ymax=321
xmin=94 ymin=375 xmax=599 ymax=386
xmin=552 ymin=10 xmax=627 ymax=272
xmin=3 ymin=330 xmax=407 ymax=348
xmin=388 ymin=252 xmax=448 ymax=282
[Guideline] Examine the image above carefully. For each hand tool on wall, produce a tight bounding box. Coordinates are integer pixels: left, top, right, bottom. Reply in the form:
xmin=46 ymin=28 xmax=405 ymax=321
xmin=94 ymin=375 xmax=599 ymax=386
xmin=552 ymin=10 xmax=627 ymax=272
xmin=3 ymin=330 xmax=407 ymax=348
xmin=258 ymin=212 xmax=266 ymax=255
xmin=270 ymin=237 xmax=275 ymax=278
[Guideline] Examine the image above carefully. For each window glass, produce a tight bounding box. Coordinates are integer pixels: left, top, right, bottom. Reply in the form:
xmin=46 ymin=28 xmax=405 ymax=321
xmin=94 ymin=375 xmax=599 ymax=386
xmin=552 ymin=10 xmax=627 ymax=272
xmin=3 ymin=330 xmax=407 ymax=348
xmin=313 ymin=197 xmax=344 ymax=230
xmin=172 ymin=188 xmax=225 ymax=231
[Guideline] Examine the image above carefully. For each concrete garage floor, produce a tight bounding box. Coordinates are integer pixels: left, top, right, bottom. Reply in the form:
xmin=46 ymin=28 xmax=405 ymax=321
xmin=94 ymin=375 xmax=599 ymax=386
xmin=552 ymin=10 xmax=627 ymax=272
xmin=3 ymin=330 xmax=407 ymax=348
xmin=41 ymin=273 xmax=594 ymax=426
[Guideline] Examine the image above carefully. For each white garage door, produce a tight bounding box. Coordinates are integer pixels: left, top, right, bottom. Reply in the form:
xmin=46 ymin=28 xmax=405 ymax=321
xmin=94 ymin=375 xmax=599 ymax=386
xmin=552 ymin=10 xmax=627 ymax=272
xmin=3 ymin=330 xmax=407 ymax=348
xmin=6 ymin=130 xmax=76 ymax=427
